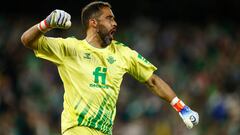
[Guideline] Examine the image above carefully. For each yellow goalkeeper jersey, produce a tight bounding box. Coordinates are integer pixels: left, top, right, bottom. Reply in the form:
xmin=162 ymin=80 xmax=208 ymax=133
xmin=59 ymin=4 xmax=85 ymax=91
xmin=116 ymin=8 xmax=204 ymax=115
xmin=33 ymin=36 xmax=157 ymax=135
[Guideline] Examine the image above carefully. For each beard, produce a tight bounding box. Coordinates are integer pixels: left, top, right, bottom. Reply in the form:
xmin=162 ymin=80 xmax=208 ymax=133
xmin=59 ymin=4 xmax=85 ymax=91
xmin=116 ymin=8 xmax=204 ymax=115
xmin=97 ymin=24 xmax=113 ymax=47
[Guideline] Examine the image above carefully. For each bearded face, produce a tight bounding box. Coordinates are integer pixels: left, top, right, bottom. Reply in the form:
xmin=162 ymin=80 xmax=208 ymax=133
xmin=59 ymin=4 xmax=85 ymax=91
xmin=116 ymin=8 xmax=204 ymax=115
xmin=93 ymin=7 xmax=117 ymax=47
xmin=96 ymin=23 xmax=115 ymax=46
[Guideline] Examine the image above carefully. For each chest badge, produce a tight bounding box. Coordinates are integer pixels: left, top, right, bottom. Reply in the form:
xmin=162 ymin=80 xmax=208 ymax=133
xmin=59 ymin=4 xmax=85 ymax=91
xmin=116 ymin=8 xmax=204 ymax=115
xmin=84 ymin=53 xmax=91 ymax=59
xmin=107 ymin=56 xmax=116 ymax=64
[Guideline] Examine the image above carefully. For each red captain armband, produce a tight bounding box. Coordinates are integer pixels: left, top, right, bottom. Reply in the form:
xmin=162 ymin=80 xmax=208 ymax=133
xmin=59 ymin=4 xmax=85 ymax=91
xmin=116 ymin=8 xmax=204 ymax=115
xmin=170 ymin=97 xmax=186 ymax=112
xmin=37 ymin=19 xmax=51 ymax=33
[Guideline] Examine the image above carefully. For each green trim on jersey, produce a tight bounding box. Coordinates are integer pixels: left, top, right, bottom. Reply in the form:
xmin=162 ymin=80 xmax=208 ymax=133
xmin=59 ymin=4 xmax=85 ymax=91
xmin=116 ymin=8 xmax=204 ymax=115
xmin=114 ymin=41 xmax=127 ymax=46
xmin=77 ymin=105 xmax=90 ymax=126
xmin=34 ymin=37 xmax=157 ymax=135
xmin=77 ymin=97 xmax=113 ymax=135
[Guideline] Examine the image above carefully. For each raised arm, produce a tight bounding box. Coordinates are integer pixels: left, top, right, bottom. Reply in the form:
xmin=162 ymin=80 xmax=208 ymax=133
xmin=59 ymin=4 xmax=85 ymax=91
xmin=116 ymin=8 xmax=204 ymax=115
xmin=21 ymin=24 xmax=43 ymax=49
xmin=21 ymin=9 xmax=72 ymax=49
xmin=145 ymin=74 xmax=199 ymax=129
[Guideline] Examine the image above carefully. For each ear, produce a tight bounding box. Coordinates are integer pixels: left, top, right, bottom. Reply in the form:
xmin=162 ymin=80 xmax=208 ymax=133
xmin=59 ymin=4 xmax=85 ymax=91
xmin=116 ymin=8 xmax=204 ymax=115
xmin=89 ymin=18 xmax=97 ymax=28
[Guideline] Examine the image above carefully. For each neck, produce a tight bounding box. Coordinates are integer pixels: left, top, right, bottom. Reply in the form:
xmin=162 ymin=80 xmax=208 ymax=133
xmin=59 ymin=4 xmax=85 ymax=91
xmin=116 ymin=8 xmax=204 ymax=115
xmin=85 ymin=29 xmax=106 ymax=48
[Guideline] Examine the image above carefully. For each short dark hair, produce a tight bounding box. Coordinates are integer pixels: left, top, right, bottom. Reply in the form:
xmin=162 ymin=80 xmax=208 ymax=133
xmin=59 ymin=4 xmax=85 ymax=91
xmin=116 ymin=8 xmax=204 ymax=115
xmin=81 ymin=1 xmax=111 ymax=29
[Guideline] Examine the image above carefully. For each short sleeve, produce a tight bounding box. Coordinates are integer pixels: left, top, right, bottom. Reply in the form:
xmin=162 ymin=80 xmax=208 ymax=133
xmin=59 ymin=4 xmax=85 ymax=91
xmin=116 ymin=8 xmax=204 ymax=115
xmin=127 ymin=49 xmax=157 ymax=82
xmin=33 ymin=36 xmax=66 ymax=65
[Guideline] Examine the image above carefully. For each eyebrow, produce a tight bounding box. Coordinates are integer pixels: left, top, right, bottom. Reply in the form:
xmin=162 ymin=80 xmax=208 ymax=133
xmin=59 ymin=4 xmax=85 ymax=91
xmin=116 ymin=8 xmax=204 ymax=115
xmin=106 ymin=15 xmax=115 ymax=19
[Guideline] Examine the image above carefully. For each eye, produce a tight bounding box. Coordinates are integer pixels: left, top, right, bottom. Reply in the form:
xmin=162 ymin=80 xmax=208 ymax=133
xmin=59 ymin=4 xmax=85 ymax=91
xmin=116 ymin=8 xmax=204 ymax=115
xmin=106 ymin=16 xmax=111 ymax=20
xmin=106 ymin=16 xmax=114 ymax=21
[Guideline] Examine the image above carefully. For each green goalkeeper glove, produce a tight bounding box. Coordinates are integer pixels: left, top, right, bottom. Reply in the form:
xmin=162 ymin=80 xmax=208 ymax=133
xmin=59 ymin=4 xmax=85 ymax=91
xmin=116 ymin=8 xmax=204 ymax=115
xmin=37 ymin=9 xmax=71 ymax=32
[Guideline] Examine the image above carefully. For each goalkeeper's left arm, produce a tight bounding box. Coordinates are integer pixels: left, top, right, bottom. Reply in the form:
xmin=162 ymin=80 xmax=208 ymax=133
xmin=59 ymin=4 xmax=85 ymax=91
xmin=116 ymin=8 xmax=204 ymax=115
xmin=145 ymin=74 xmax=199 ymax=129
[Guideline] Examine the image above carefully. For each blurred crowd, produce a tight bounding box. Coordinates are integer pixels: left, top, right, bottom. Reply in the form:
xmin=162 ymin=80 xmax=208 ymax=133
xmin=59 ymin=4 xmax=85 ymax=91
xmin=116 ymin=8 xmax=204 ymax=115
xmin=0 ymin=15 xmax=239 ymax=135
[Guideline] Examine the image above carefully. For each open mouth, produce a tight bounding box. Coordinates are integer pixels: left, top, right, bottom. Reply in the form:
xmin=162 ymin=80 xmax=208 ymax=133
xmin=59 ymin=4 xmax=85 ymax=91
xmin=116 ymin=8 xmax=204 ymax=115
xmin=109 ymin=28 xmax=117 ymax=37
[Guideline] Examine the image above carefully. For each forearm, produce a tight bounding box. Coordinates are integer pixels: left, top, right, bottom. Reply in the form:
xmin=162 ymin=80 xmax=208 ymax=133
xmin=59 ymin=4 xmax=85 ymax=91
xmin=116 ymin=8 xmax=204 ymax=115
xmin=146 ymin=74 xmax=176 ymax=103
xmin=146 ymin=74 xmax=199 ymax=128
xmin=21 ymin=24 xmax=43 ymax=49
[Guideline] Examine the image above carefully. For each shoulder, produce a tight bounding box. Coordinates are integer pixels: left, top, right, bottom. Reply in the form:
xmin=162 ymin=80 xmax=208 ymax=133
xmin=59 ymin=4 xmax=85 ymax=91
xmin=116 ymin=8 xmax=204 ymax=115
xmin=63 ymin=36 xmax=81 ymax=43
xmin=58 ymin=36 xmax=83 ymax=53
xmin=111 ymin=40 xmax=138 ymax=61
xmin=111 ymin=40 xmax=133 ymax=52
xmin=60 ymin=36 xmax=86 ymax=48
xmin=60 ymin=37 xmax=83 ymax=55
xmin=112 ymin=40 xmax=127 ymax=46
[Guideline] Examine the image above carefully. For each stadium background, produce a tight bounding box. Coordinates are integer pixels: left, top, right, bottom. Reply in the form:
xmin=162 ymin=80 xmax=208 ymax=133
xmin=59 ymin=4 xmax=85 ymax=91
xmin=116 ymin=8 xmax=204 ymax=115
xmin=0 ymin=0 xmax=239 ymax=135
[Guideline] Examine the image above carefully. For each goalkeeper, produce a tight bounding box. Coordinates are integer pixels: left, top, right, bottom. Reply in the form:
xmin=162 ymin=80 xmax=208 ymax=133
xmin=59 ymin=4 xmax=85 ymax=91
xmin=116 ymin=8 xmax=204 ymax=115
xmin=21 ymin=1 xmax=199 ymax=135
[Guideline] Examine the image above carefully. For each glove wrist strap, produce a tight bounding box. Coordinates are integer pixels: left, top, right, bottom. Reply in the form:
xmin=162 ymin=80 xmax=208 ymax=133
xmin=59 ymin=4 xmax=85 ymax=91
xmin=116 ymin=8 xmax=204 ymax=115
xmin=171 ymin=97 xmax=185 ymax=112
xmin=37 ymin=19 xmax=52 ymax=33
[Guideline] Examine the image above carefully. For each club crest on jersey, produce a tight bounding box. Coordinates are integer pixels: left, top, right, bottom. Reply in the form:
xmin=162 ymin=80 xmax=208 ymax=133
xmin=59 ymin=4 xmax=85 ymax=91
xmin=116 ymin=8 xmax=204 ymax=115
xmin=107 ymin=56 xmax=116 ymax=64
xmin=83 ymin=53 xmax=91 ymax=59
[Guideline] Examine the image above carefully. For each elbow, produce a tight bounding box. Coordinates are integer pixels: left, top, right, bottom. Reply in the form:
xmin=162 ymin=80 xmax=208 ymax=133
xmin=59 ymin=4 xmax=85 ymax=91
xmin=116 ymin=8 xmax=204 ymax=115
xmin=146 ymin=74 xmax=157 ymax=89
xmin=20 ymin=25 xmax=41 ymax=49
xmin=21 ymin=32 xmax=36 ymax=49
xmin=21 ymin=33 xmax=29 ymax=47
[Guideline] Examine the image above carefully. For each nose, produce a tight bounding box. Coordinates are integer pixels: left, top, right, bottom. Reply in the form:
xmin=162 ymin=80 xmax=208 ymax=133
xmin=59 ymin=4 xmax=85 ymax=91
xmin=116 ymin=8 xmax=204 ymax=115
xmin=112 ymin=19 xmax=117 ymax=27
